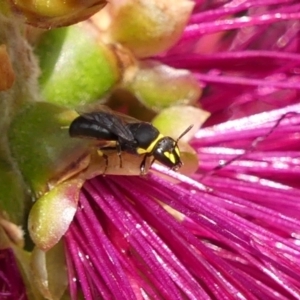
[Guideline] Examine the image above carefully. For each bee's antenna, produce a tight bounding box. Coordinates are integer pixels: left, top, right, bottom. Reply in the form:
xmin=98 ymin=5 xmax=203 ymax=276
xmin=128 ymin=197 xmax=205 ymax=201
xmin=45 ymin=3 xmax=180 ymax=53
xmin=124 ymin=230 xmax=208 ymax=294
xmin=175 ymin=125 xmax=193 ymax=145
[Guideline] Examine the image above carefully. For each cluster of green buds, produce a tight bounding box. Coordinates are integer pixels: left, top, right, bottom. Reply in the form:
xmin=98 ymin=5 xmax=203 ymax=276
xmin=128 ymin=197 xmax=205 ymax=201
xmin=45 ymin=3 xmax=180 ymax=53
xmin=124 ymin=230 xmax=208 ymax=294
xmin=0 ymin=0 xmax=210 ymax=298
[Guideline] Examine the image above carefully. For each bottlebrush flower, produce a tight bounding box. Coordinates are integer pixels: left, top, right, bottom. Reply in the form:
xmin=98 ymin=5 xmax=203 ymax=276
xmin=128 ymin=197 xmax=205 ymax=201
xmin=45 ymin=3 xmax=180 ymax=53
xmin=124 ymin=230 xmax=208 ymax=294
xmin=2 ymin=0 xmax=300 ymax=299
xmin=64 ymin=104 xmax=300 ymax=299
xmin=61 ymin=1 xmax=300 ymax=299
xmin=159 ymin=0 xmax=300 ymax=122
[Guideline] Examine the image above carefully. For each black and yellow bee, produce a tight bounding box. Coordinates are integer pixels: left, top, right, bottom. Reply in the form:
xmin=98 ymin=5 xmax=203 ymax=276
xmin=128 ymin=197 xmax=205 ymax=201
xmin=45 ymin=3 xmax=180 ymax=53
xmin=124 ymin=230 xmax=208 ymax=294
xmin=69 ymin=106 xmax=192 ymax=174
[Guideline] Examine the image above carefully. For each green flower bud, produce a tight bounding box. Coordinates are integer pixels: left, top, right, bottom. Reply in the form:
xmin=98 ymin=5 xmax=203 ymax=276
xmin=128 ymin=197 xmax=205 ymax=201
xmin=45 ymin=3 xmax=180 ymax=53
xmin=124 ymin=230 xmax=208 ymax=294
xmin=0 ymin=158 xmax=28 ymax=225
xmin=8 ymin=102 xmax=90 ymax=197
xmin=35 ymin=24 xmax=121 ymax=108
xmin=28 ymin=178 xmax=83 ymax=250
xmin=31 ymin=242 xmax=68 ymax=299
xmin=98 ymin=0 xmax=194 ymax=57
xmin=152 ymin=105 xmax=210 ymax=142
xmin=127 ymin=61 xmax=202 ymax=111
xmin=8 ymin=0 xmax=106 ymax=28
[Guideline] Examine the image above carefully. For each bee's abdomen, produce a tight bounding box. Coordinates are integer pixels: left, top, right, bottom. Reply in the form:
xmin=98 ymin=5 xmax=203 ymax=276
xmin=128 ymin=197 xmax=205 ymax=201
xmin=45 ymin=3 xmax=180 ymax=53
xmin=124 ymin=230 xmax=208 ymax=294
xmin=69 ymin=116 xmax=117 ymax=140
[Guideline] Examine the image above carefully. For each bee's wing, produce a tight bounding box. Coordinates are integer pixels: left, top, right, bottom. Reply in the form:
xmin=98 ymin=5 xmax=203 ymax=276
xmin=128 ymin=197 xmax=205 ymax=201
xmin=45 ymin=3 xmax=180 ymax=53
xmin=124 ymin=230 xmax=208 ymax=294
xmin=80 ymin=104 xmax=140 ymax=121
xmin=80 ymin=110 xmax=136 ymax=142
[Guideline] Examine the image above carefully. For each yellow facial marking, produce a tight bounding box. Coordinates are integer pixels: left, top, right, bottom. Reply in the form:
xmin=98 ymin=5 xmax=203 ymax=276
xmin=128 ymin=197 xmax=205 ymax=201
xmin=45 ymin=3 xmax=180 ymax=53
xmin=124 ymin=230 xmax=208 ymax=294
xmin=174 ymin=146 xmax=180 ymax=158
xmin=136 ymin=134 xmax=164 ymax=155
xmin=164 ymin=151 xmax=176 ymax=164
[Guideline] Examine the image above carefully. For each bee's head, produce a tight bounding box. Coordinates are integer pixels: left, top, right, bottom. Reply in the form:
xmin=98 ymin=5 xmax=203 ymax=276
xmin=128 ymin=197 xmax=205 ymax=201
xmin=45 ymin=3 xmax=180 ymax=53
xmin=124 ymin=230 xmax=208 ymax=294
xmin=152 ymin=125 xmax=193 ymax=171
xmin=152 ymin=137 xmax=182 ymax=170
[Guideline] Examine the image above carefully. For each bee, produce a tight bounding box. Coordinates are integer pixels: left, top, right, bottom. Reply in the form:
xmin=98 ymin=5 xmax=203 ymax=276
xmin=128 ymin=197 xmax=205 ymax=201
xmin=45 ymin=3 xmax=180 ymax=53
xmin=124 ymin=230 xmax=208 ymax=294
xmin=69 ymin=106 xmax=192 ymax=175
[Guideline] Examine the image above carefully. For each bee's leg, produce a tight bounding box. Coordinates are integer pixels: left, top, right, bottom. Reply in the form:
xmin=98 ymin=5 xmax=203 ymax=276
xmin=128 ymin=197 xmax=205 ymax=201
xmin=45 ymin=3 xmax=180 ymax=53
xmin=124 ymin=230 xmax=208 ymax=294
xmin=116 ymin=142 xmax=123 ymax=168
xmin=140 ymin=155 xmax=153 ymax=175
xmin=150 ymin=157 xmax=155 ymax=167
xmin=97 ymin=149 xmax=109 ymax=175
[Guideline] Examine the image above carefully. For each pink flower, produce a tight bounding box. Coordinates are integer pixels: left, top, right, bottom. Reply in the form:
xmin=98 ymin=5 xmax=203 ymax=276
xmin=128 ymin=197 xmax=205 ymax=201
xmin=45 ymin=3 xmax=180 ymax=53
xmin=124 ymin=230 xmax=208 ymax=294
xmin=160 ymin=0 xmax=300 ymax=122
xmin=0 ymin=249 xmax=27 ymax=300
xmin=63 ymin=1 xmax=300 ymax=299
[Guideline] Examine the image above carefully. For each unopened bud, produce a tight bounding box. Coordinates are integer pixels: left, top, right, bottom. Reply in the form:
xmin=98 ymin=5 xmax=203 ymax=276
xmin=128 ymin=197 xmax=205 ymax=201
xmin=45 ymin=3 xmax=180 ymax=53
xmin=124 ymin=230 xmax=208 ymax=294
xmin=94 ymin=0 xmax=194 ymax=57
xmin=9 ymin=0 xmax=107 ymax=28
xmin=127 ymin=61 xmax=202 ymax=111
